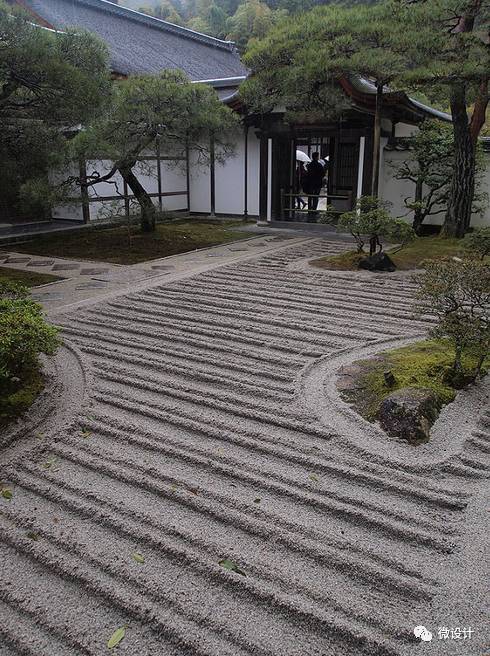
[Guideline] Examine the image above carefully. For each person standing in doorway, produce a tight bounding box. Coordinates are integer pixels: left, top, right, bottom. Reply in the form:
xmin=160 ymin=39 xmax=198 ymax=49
xmin=305 ymin=152 xmax=324 ymax=219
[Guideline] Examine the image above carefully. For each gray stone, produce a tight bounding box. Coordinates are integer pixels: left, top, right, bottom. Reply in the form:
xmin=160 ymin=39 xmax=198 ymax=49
xmin=75 ymin=281 xmax=108 ymax=290
xmin=27 ymin=260 xmax=55 ymax=267
xmin=358 ymin=252 xmax=396 ymax=272
xmin=151 ymin=265 xmax=175 ymax=270
xmin=379 ymin=387 xmax=441 ymax=442
xmin=31 ymin=292 xmax=64 ymax=301
xmin=5 ymin=257 xmax=31 ymax=264
xmin=52 ymin=263 xmax=80 ymax=271
xmin=80 ymin=268 xmax=109 ymax=276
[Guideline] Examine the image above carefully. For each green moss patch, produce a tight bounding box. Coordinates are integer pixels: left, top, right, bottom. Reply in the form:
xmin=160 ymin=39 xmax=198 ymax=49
xmin=12 ymin=219 xmax=254 ymax=265
xmin=0 ymin=366 xmax=44 ymax=429
xmin=340 ymin=339 xmax=489 ymax=423
xmin=311 ymin=236 xmax=488 ymax=272
xmin=0 ymin=266 xmax=61 ymax=288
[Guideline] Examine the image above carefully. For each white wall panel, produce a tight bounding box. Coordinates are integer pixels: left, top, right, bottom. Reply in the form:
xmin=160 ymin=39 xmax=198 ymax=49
xmin=215 ymin=130 xmax=244 ymax=215
xmin=189 ymin=149 xmax=211 ymax=213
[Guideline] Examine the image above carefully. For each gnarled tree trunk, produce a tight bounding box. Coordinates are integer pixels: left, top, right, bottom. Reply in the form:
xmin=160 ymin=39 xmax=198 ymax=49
xmin=118 ymin=163 xmax=156 ymax=233
xmin=442 ymin=84 xmax=475 ymax=238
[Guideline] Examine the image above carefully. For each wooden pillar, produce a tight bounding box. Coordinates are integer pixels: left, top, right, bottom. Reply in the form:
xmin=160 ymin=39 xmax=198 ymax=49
xmin=210 ymin=133 xmax=216 ymax=216
xmin=371 ymin=83 xmax=383 ymax=196
xmin=258 ymin=132 xmax=268 ymax=223
xmin=156 ymin=137 xmax=163 ymax=211
xmin=185 ymin=142 xmax=191 ymax=212
xmin=243 ymin=125 xmax=248 ymax=218
xmin=356 ymin=136 xmax=366 ymax=202
xmin=79 ymin=158 xmax=90 ymax=224
xmin=267 ymin=137 xmax=272 ymax=222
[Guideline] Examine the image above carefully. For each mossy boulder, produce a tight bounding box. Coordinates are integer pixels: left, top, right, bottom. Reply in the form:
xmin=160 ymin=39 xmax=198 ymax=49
xmin=378 ymin=387 xmax=441 ymax=443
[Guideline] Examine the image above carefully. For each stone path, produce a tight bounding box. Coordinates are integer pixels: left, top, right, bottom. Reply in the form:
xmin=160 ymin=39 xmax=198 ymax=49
xmin=0 ymin=234 xmax=306 ymax=312
xmin=0 ymin=237 xmax=488 ymax=656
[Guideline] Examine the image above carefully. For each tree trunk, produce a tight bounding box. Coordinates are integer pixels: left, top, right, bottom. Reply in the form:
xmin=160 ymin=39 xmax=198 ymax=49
xmin=442 ymin=84 xmax=475 ymax=238
xmin=371 ymin=82 xmax=383 ymax=197
xmin=118 ymin=164 xmax=156 ymax=233
xmin=412 ymin=178 xmax=424 ymax=235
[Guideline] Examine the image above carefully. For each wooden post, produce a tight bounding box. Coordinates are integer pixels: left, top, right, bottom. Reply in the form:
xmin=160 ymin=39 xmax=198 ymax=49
xmin=280 ymin=188 xmax=284 ymax=219
xmin=79 ymin=158 xmax=90 ymax=224
xmin=185 ymin=142 xmax=191 ymax=212
xmin=244 ymin=125 xmax=248 ymax=218
xmin=156 ymin=136 xmax=163 ymax=211
xmin=356 ymin=135 xmax=366 ymax=204
xmin=209 ymin=132 xmax=216 ymax=217
xmin=258 ymin=132 xmax=268 ymax=223
xmin=371 ymin=82 xmax=383 ymax=196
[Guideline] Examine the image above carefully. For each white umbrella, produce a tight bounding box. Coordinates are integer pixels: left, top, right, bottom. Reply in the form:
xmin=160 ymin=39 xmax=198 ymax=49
xmin=296 ymin=150 xmax=311 ymax=163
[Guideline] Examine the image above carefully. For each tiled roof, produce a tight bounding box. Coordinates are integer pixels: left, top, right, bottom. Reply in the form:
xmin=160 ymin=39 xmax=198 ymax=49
xmin=20 ymin=0 xmax=248 ymax=80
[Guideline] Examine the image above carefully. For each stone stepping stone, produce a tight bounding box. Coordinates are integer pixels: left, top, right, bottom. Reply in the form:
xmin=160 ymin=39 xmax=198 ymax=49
xmin=28 ymin=260 xmax=55 ymax=267
xmin=52 ymin=263 xmax=80 ymax=271
xmin=31 ymin=292 xmax=64 ymax=301
xmin=75 ymin=281 xmax=108 ymax=290
xmin=5 ymin=256 xmax=31 ymax=264
xmin=151 ymin=265 xmax=175 ymax=270
xmin=228 ymin=246 xmax=248 ymax=252
xmin=80 ymin=268 xmax=109 ymax=276
xmin=207 ymin=253 xmax=224 ymax=258
xmin=249 ymin=243 xmax=266 ymax=247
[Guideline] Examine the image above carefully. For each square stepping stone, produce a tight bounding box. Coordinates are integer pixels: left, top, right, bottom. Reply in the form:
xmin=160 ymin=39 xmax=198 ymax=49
xmin=80 ymin=268 xmax=109 ymax=276
xmin=5 ymin=256 xmax=31 ymax=264
xmin=228 ymin=246 xmax=248 ymax=252
xmin=52 ymin=263 xmax=80 ymax=271
xmin=75 ymin=281 xmax=108 ymax=290
xmin=207 ymin=253 xmax=224 ymax=258
xmin=31 ymin=292 xmax=64 ymax=301
xmin=28 ymin=260 xmax=55 ymax=267
xmin=151 ymin=265 xmax=175 ymax=271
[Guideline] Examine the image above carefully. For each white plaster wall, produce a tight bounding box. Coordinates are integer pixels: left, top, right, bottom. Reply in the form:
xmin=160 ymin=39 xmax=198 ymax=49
xmin=381 ymin=148 xmax=490 ymax=228
xmin=215 ymin=131 xmax=243 ymax=215
xmin=188 ymin=149 xmax=211 ymax=213
xmin=247 ymin=130 xmax=260 ymax=217
xmin=188 ymin=129 xmax=260 ymax=216
xmin=51 ymin=202 xmax=85 ymax=221
xmin=160 ymin=160 xmax=188 ymax=211
xmin=50 ymin=162 xmax=84 ymax=221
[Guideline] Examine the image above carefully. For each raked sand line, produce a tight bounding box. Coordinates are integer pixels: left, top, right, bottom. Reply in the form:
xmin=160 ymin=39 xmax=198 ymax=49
xmin=1 ymin=238 xmax=488 ymax=656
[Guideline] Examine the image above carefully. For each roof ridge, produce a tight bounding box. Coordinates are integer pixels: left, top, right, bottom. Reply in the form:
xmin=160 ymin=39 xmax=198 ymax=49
xmin=70 ymin=0 xmax=238 ymax=52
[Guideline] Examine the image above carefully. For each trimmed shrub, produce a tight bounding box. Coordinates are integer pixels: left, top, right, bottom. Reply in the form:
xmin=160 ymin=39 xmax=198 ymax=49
xmin=0 ymin=281 xmax=60 ymax=424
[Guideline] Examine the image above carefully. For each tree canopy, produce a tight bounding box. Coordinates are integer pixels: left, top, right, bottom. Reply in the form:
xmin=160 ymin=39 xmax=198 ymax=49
xmin=73 ymin=70 xmax=239 ymax=231
xmin=0 ymin=0 xmax=110 ymax=217
xmin=242 ymin=0 xmax=489 ymax=234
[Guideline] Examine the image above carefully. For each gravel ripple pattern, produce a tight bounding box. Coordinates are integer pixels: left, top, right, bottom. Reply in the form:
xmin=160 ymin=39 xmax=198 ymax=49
xmin=0 ymin=238 xmax=488 ymax=656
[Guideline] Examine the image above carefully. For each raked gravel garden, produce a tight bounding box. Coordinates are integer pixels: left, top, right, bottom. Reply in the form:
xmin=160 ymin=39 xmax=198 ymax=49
xmin=0 ymin=236 xmax=488 ymax=656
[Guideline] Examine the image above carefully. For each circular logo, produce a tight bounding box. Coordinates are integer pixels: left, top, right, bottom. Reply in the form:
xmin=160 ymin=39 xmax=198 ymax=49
xmin=414 ymin=626 xmax=433 ymax=642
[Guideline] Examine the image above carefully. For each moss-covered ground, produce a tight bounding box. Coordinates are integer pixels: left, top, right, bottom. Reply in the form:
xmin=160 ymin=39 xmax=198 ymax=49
xmin=312 ymin=236 xmax=489 ymax=271
xmin=342 ymin=339 xmax=489 ymax=422
xmin=11 ymin=219 xmax=254 ymax=265
xmin=0 ymin=366 xmax=44 ymax=429
xmin=0 ymin=266 xmax=61 ymax=287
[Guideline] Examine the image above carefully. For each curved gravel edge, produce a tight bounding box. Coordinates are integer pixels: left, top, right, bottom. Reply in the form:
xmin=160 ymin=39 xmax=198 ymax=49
xmin=0 ymin=341 xmax=87 ymax=466
xmin=297 ymin=334 xmax=490 ymax=469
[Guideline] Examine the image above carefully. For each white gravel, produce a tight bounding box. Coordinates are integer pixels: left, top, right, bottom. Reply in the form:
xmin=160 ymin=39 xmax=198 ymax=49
xmin=0 ymin=237 xmax=488 ymax=656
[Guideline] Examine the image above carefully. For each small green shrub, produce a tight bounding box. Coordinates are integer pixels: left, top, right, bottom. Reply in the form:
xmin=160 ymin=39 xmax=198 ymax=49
xmin=413 ymin=258 xmax=490 ymax=385
xmin=463 ymin=227 xmax=490 ymax=261
xmin=337 ymin=196 xmax=415 ymax=253
xmin=0 ymin=281 xmax=60 ymax=424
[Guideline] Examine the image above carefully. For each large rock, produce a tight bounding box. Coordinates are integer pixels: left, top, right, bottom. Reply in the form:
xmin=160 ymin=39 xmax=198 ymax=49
xmin=379 ymin=387 xmax=441 ymax=442
xmin=358 ymin=252 xmax=396 ymax=272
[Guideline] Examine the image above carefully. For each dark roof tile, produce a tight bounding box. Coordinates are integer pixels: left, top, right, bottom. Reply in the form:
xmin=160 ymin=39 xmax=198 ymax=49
xmin=22 ymin=0 xmax=248 ymax=80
